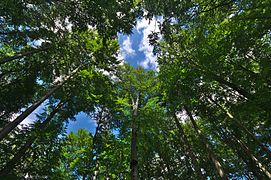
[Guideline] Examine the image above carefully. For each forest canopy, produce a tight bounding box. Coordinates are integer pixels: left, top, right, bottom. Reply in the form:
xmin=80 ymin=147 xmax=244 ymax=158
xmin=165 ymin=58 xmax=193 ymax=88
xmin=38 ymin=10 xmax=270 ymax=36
xmin=0 ymin=0 xmax=270 ymax=179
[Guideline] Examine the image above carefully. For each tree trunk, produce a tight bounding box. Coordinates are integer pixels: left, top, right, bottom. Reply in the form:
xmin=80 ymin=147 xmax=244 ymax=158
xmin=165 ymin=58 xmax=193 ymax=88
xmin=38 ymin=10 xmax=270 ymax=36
xmin=212 ymin=128 xmax=264 ymax=179
xmin=208 ymin=97 xmax=271 ymax=158
xmin=184 ymin=106 xmax=228 ymax=179
xmin=190 ymin=60 xmax=252 ymax=99
xmin=93 ymin=162 xmax=99 ymax=180
xmin=211 ymin=74 xmax=252 ymax=99
xmin=130 ymin=95 xmax=139 ymax=180
xmin=0 ymin=66 xmax=81 ymax=141
xmin=215 ymin=127 xmax=271 ymax=179
xmin=231 ymin=130 xmax=271 ymax=179
xmin=0 ymin=46 xmax=50 ymax=65
xmin=91 ymin=113 xmax=102 ymax=180
xmin=202 ymin=106 xmax=270 ymax=179
xmin=173 ymin=113 xmax=205 ymax=180
xmin=0 ymin=101 xmax=65 ymax=175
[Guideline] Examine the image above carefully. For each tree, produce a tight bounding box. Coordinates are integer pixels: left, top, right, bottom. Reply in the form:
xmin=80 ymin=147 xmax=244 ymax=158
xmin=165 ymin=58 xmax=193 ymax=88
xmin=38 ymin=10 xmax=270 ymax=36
xmin=114 ymin=64 xmax=158 ymax=180
xmin=0 ymin=100 xmax=66 ymax=176
xmin=156 ymin=0 xmax=271 ymax=178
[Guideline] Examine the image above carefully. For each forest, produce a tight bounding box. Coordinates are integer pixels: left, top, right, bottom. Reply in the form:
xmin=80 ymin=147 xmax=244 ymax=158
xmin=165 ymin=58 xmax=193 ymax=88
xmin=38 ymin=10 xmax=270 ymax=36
xmin=0 ymin=0 xmax=270 ymax=179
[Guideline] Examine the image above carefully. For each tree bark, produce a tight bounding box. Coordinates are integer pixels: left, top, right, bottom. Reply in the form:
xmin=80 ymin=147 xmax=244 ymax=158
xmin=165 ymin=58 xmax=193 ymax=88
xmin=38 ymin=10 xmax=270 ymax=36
xmin=215 ymin=127 xmax=271 ymax=179
xmin=93 ymin=162 xmax=99 ymax=180
xmin=230 ymin=130 xmax=271 ymax=179
xmin=190 ymin=60 xmax=252 ymax=99
xmin=130 ymin=95 xmax=139 ymax=180
xmin=208 ymin=97 xmax=271 ymax=158
xmin=0 ymin=101 xmax=65 ymax=176
xmin=91 ymin=112 xmax=102 ymax=180
xmin=173 ymin=113 xmax=205 ymax=180
xmin=184 ymin=106 xmax=228 ymax=179
xmin=0 ymin=46 xmax=50 ymax=65
xmin=212 ymin=128 xmax=264 ymax=179
xmin=0 ymin=66 xmax=81 ymax=141
xmin=201 ymin=106 xmax=270 ymax=179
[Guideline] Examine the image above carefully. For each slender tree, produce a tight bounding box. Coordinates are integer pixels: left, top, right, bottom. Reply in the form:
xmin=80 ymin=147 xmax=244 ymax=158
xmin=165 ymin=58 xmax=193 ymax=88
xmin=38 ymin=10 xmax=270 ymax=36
xmin=173 ymin=113 xmax=205 ymax=179
xmin=184 ymin=106 xmax=228 ymax=179
xmin=0 ymin=66 xmax=81 ymax=141
xmin=0 ymin=100 xmax=66 ymax=176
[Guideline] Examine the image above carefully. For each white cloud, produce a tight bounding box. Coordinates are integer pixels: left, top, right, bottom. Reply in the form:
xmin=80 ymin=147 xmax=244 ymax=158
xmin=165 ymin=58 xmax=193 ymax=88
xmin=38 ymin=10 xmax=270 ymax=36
xmin=136 ymin=18 xmax=160 ymax=70
xmin=120 ymin=36 xmax=136 ymax=59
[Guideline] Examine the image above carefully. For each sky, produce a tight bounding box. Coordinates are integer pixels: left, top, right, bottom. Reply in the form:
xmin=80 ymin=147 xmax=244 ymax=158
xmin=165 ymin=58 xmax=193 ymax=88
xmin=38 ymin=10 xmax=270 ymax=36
xmin=20 ymin=18 xmax=160 ymax=135
xmin=118 ymin=18 xmax=159 ymax=70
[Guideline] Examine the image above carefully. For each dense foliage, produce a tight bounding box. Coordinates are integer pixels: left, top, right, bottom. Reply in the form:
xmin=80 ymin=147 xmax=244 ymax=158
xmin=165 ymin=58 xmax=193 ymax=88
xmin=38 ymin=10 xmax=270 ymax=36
xmin=0 ymin=0 xmax=270 ymax=179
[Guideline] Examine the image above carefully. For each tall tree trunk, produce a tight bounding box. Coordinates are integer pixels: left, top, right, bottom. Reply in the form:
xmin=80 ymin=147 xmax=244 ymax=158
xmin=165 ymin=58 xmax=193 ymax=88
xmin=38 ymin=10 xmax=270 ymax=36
xmin=184 ymin=106 xmax=228 ymax=179
xmin=91 ymin=113 xmax=102 ymax=180
xmin=202 ymin=106 xmax=270 ymax=179
xmin=208 ymin=97 xmax=271 ymax=158
xmin=93 ymin=162 xmax=99 ymax=180
xmin=190 ymin=60 xmax=252 ymax=99
xmin=159 ymin=130 xmax=180 ymax=179
xmin=0 ymin=46 xmax=50 ymax=65
xmin=173 ymin=113 xmax=205 ymax=180
xmin=212 ymin=128 xmax=264 ymax=179
xmin=230 ymin=129 xmax=271 ymax=179
xmin=0 ymin=66 xmax=81 ymax=141
xmin=0 ymin=101 xmax=65 ymax=176
xmin=214 ymin=127 xmax=271 ymax=179
xmin=130 ymin=95 xmax=139 ymax=180
xmin=211 ymin=73 xmax=252 ymax=99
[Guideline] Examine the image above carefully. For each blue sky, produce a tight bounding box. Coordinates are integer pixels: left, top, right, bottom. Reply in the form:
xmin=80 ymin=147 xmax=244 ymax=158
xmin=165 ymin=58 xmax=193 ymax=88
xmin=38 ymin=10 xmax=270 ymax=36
xmin=118 ymin=18 xmax=159 ymax=70
xmin=66 ymin=112 xmax=97 ymax=133
xmin=65 ymin=18 xmax=160 ymax=134
xmin=20 ymin=18 xmax=160 ymax=134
